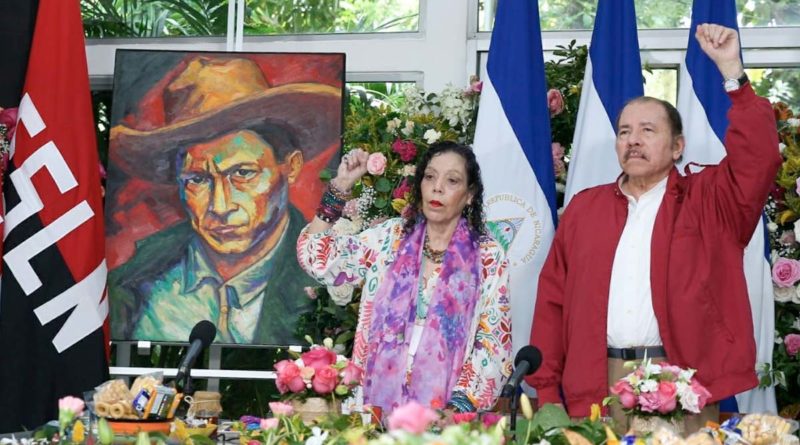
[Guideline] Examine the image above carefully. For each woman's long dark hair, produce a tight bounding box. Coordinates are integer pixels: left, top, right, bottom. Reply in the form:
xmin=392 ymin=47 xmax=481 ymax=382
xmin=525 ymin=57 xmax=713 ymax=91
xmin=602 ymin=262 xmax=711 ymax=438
xmin=402 ymin=141 xmax=486 ymax=236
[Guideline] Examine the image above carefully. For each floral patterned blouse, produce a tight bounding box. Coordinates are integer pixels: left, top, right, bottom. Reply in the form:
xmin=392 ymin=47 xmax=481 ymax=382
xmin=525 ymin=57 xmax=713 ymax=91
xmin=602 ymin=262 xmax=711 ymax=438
xmin=296 ymin=218 xmax=513 ymax=410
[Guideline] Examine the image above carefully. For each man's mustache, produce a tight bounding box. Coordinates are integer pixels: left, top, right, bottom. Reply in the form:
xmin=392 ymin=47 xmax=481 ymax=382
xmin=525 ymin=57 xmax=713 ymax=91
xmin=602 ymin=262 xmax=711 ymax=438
xmin=624 ymin=149 xmax=648 ymax=162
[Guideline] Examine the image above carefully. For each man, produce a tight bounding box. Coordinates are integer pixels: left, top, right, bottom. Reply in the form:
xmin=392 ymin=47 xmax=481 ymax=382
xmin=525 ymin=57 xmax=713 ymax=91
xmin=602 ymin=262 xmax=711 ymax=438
xmin=108 ymin=55 xmax=342 ymax=344
xmin=527 ymin=24 xmax=781 ymax=429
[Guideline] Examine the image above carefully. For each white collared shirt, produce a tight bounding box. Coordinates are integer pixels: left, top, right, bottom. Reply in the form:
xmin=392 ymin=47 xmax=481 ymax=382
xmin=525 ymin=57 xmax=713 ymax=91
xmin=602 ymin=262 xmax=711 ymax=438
xmin=607 ymin=176 xmax=668 ymax=348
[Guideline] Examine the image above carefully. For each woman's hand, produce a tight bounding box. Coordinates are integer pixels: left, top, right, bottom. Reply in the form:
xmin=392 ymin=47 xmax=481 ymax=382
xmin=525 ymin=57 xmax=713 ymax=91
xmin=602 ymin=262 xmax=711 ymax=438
xmin=331 ymin=148 xmax=370 ymax=192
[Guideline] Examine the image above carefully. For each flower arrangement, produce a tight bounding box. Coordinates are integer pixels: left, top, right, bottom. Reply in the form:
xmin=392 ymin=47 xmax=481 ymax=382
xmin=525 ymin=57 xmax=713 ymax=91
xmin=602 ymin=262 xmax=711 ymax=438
xmin=340 ymin=77 xmax=482 ymax=229
xmin=605 ymin=357 xmax=711 ymax=421
xmin=273 ymin=339 xmax=363 ymax=402
xmin=763 ymin=100 xmax=800 ymax=418
xmin=234 ymin=401 xmax=376 ymax=445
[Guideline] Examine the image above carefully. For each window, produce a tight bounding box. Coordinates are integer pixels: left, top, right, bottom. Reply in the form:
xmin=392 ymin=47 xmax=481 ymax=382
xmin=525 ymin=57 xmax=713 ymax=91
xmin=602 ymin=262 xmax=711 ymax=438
xmin=243 ymin=0 xmax=419 ymax=35
xmin=644 ymin=68 xmax=678 ymax=105
xmin=81 ymin=0 xmax=229 ymax=37
xmin=478 ymin=0 xmax=800 ymax=32
xmin=748 ymin=67 xmax=800 ymax=103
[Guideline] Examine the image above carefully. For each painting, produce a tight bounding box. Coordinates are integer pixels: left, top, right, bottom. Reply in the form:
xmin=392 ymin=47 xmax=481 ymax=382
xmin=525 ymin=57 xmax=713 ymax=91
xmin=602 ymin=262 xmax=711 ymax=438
xmin=106 ymin=50 xmax=344 ymax=345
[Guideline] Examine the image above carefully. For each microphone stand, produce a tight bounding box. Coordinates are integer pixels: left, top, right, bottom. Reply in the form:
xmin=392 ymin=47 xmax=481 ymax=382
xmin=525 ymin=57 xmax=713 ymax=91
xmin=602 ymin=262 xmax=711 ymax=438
xmin=509 ymin=385 xmax=520 ymax=440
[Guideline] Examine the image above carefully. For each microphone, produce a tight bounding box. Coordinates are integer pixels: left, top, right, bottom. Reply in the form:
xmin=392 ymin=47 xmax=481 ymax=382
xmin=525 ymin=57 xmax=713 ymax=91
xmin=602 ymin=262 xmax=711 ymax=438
xmin=501 ymin=345 xmax=542 ymax=398
xmin=175 ymin=320 xmax=217 ymax=389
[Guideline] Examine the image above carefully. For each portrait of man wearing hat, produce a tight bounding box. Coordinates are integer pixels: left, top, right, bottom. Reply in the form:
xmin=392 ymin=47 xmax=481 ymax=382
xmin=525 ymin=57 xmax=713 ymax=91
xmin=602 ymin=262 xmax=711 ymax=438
xmin=106 ymin=52 xmax=344 ymax=345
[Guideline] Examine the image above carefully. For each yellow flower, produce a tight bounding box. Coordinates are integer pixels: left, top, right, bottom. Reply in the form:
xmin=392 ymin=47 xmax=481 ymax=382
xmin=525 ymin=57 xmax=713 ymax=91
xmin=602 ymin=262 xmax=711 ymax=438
xmin=391 ymin=198 xmax=408 ymax=213
xmin=589 ymin=403 xmax=601 ymax=422
xmin=519 ymin=393 xmax=534 ymax=420
xmin=71 ymin=420 xmax=85 ymax=444
xmin=604 ymin=425 xmax=619 ymax=445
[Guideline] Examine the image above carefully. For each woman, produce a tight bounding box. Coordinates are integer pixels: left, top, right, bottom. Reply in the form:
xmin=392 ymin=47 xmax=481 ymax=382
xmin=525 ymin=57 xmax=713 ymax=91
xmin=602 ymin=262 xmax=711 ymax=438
xmin=296 ymin=142 xmax=512 ymax=413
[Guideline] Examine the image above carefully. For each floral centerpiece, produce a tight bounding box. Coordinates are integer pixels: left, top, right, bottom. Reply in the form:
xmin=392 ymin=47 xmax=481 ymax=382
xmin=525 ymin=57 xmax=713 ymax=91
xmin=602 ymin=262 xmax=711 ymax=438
xmin=761 ymin=100 xmax=800 ymax=419
xmin=273 ymin=338 xmax=363 ymax=422
xmin=605 ymin=357 xmax=711 ymax=434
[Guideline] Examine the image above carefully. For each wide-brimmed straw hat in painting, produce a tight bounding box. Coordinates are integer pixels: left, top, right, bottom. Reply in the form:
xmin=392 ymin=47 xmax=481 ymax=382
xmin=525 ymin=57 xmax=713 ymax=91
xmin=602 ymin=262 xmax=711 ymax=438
xmin=110 ymin=56 xmax=342 ymax=183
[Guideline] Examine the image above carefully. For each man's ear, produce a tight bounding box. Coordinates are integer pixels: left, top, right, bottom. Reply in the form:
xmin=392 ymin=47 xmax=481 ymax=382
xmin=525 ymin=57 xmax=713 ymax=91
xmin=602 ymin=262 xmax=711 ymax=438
xmin=672 ymin=135 xmax=685 ymax=161
xmin=283 ymin=150 xmax=304 ymax=184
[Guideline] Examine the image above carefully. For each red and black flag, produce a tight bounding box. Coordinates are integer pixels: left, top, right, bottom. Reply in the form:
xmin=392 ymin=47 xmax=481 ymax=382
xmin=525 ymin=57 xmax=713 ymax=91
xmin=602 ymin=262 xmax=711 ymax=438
xmin=0 ymin=0 xmax=108 ymax=432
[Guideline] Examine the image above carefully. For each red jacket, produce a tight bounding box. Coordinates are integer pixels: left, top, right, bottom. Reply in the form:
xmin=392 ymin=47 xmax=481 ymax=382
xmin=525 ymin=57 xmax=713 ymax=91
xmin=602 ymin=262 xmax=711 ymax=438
xmin=526 ymin=85 xmax=781 ymax=417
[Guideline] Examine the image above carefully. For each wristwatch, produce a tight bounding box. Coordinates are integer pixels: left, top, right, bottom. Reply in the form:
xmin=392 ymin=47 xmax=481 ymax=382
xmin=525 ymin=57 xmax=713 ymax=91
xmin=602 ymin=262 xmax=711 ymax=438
xmin=723 ymin=72 xmax=749 ymax=92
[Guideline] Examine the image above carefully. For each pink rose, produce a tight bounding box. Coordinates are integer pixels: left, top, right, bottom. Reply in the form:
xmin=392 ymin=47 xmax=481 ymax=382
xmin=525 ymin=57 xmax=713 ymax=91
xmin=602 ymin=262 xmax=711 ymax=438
xmin=656 ymin=381 xmax=678 ymax=414
xmin=690 ymin=379 xmax=712 ymax=410
xmin=780 ymin=230 xmax=796 ymax=246
xmin=303 ymin=286 xmax=318 ymax=300
xmin=312 ymin=366 xmax=338 ymax=394
xmin=366 ymin=152 xmax=387 ymax=175
xmin=785 ymin=333 xmax=800 ymax=356
xmin=391 ymin=139 xmax=417 ymax=162
xmin=387 ymin=401 xmax=438 ymax=434
xmin=452 ymin=412 xmax=477 ymax=424
xmin=248 ymin=440 xmax=261 ymax=445
xmin=392 ymin=178 xmax=412 ymax=200
xmin=301 ymin=347 xmax=337 ymax=372
xmin=772 ymin=257 xmax=800 ymax=287
xmin=341 ymin=361 xmax=363 ymax=386
xmin=269 ymin=401 xmax=294 ymax=416
xmin=58 ymin=396 xmax=85 ymax=416
xmin=481 ymin=412 xmax=503 ymax=427
xmin=610 ymin=380 xmax=637 ymax=409
xmin=552 ymin=142 xmax=566 ymax=176
xmin=0 ymin=107 xmax=18 ymax=141
xmin=274 ymin=360 xmax=306 ymax=393
xmin=638 ymin=392 xmax=662 ymax=413
xmin=260 ymin=418 xmax=279 ymax=430
xmin=547 ymin=89 xmax=565 ymax=116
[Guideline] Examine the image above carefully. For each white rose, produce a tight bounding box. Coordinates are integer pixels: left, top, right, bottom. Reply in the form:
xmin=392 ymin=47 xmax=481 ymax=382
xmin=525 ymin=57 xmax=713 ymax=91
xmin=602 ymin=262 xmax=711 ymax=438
xmin=423 ymin=129 xmax=442 ymax=144
xmin=386 ymin=118 xmax=401 ymax=133
xmin=774 ymin=284 xmax=795 ymax=303
xmin=767 ymin=221 xmax=778 ymax=232
xmin=640 ymin=379 xmax=659 ymax=393
xmin=327 ymin=284 xmax=355 ymax=306
xmin=787 ymin=118 xmax=800 ymax=127
xmin=779 ymin=142 xmax=787 ymax=153
xmin=402 ymin=165 xmax=416 ymax=177
xmin=793 ymin=286 xmax=800 ymax=304
xmin=792 ymin=316 xmax=800 ymax=331
xmin=401 ymin=120 xmax=415 ymax=137
xmin=793 ymin=219 xmax=800 ymax=244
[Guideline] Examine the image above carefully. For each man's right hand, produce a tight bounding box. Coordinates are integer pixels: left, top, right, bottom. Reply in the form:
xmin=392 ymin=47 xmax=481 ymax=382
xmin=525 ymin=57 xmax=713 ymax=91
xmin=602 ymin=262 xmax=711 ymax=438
xmin=331 ymin=148 xmax=369 ymax=192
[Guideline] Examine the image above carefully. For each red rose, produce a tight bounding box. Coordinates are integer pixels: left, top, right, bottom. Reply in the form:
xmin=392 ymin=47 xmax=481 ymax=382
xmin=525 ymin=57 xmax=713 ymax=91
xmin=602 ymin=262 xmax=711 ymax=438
xmin=341 ymin=361 xmax=363 ymax=386
xmin=274 ymin=360 xmax=305 ymax=393
xmin=391 ymin=139 xmax=417 ymax=162
xmin=392 ymin=178 xmax=412 ymax=200
xmin=452 ymin=412 xmax=477 ymax=424
xmin=312 ymin=366 xmax=338 ymax=394
xmin=301 ymin=347 xmax=337 ymax=372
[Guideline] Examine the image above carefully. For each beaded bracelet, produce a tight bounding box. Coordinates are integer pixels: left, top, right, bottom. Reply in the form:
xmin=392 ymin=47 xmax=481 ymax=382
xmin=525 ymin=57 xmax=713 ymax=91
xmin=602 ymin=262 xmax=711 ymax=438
xmin=316 ymin=183 xmax=350 ymax=223
xmin=447 ymin=391 xmax=476 ymax=413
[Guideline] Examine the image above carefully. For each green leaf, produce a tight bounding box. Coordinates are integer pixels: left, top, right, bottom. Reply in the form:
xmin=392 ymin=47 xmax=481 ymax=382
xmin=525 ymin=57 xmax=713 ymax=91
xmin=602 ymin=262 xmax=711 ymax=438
xmin=375 ymin=177 xmax=393 ymax=192
xmin=531 ymin=403 xmax=572 ymax=431
xmin=374 ymin=197 xmax=388 ymax=208
xmin=319 ymin=169 xmax=333 ymax=181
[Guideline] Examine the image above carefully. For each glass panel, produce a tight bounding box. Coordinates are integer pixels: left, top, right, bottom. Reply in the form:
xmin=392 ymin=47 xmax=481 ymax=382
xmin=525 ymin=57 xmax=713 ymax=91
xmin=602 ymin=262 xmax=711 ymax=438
xmin=346 ymin=82 xmax=415 ymax=109
xmin=644 ymin=68 xmax=678 ymax=105
xmin=243 ymin=0 xmax=419 ymax=35
xmin=478 ymin=0 xmax=800 ymax=32
xmin=81 ymin=0 xmax=228 ymax=38
xmin=748 ymin=67 xmax=800 ymax=104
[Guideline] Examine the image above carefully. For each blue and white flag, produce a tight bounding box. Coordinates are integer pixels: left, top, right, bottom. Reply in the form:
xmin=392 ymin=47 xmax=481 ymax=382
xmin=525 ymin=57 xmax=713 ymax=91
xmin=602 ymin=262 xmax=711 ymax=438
xmin=473 ymin=0 xmax=557 ymax=355
xmin=564 ymin=0 xmax=643 ymax=205
xmin=677 ymin=0 xmax=776 ymax=413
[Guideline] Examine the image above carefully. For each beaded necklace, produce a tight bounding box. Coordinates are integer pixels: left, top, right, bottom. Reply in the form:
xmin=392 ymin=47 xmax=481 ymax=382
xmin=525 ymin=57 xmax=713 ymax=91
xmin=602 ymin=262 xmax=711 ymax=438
xmin=422 ymin=234 xmax=445 ymax=264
